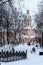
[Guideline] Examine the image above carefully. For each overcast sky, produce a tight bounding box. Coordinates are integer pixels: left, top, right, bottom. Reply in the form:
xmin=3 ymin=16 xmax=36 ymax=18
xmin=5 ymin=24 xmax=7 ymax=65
xmin=13 ymin=0 xmax=41 ymax=27
xmin=22 ymin=0 xmax=41 ymax=27
xmin=13 ymin=0 xmax=41 ymax=15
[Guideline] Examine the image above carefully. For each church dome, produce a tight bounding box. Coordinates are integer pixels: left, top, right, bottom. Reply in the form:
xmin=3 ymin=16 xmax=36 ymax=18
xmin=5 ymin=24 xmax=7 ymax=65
xmin=26 ymin=14 xmax=31 ymax=20
xmin=26 ymin=10 xmax=31 ymax=20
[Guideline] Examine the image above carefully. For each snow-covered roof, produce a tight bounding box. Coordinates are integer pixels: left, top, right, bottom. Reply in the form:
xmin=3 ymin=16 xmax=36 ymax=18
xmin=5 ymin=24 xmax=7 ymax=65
xmin=23 ymin=35 xmax=29 ymax=38
xmin=24 ymin=27 xmax=32 ymax=30
xmin=30 ymin=33 xmax=42 ymax=38
xmin=30 ymin=36 xmax=35 ymax=38
xmin=21 ymin=34 xmax=29 ymax=38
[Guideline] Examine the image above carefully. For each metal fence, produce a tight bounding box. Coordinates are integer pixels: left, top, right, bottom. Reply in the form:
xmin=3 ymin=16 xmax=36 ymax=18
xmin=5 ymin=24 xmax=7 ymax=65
xmin=0 ymin=50 xmax=27 ymax=62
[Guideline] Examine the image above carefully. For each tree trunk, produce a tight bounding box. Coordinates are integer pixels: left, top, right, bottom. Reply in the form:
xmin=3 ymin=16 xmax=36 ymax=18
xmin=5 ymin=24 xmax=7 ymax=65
xmin=0 ymin=29 xmax=2 ymax=44
xmin=19 ymin=32 xmax=21 ymax=43
xmin=3 ymin=29 xmax=5 ymax=44
xmin=14 ymin=31 xmax=16 ymax=44
xmin=42 ymin=32 xmax=43 ymax=46
xmin=7 ymin=20 xmax=9 ymax=44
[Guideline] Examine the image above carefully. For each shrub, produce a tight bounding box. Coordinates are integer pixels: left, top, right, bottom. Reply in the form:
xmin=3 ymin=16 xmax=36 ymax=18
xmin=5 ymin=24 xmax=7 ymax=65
xmin=31 ymin=47 xmax=36 ymax=53
xmin=35 ymin=45 xmax=38 ymax=47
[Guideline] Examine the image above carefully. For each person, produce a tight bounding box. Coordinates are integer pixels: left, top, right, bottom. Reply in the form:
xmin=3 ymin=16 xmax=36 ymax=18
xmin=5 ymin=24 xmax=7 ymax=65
xmin=26 ymin=50 xmax=27 ymax=59
xmin=28 ymin=41 xmax=30 ymax=45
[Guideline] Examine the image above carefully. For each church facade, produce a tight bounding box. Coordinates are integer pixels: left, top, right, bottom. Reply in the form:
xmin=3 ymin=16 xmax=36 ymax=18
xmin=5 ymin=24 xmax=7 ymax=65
xmin=21 ymin=10 xmax=42 ymax=43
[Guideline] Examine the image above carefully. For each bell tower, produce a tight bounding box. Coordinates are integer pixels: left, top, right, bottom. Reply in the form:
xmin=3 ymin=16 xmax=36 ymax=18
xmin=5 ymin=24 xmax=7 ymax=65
xmin=25 ymin=10 xmax=31 ymax=27
xmin=27 ymin=9 xmax=29 ymax=14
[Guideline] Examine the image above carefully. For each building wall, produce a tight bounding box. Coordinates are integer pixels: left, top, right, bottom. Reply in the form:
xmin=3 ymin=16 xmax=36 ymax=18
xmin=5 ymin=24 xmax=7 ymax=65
xmin=20 ymin=10 xmax=42 ymax=43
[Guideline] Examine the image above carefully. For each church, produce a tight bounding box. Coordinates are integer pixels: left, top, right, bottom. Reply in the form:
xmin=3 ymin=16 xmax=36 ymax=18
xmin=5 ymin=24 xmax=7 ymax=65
xmin=21 ymin=10 xmax=42 ymax=43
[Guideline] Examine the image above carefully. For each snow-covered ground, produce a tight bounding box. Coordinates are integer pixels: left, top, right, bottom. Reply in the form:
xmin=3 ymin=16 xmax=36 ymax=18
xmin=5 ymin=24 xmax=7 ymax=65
xmin=0 ymin=43 xmax=43 ymax=65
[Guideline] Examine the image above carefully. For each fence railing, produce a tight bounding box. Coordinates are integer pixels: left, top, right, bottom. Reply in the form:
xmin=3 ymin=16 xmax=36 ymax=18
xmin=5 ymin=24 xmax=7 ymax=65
xmin=0 ymin=50 xmax=27 ymax=62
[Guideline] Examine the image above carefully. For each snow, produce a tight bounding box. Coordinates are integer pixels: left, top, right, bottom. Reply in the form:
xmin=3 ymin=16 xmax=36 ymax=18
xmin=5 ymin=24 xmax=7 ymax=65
xmin=30 ymin=36 xmax=35 ymax=38
xmin=0 ymin=44 xmax=14 ymax=52
xmin=0 ymin=43 xmax=43 ymax=65
xmin=24 ymin=27 xmax=32 ymax=30
xmin=23 ymin=35 xmax=29 ymax=38
xmin=21 ymin=34 xmax=29 ymax=38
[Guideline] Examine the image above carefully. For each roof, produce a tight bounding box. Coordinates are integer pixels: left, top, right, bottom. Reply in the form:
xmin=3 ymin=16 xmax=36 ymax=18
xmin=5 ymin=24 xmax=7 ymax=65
xmin=21 ymin=34 xmax=29 ymax=38
xmin=24 ymin=26 xmax=32 ymax=30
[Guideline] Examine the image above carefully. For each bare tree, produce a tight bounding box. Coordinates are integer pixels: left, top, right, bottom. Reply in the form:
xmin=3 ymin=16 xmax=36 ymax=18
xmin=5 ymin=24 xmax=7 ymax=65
xmin=34 ymin=0 xmax=43 ymax=46
xmin=0 ymin=0 xmax=25 ymax=45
